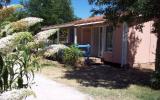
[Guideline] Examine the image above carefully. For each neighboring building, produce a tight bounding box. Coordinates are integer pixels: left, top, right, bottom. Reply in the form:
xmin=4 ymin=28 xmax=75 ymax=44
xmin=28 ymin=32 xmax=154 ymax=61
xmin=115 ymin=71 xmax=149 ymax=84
xmin=42 ymin=16 xmax=157 ymax=69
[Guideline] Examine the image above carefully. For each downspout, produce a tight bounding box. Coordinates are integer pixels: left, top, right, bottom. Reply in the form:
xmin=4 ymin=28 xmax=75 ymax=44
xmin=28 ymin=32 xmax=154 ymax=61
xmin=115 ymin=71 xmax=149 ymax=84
xmin=121 ymin=22 xmax=129 ymax=67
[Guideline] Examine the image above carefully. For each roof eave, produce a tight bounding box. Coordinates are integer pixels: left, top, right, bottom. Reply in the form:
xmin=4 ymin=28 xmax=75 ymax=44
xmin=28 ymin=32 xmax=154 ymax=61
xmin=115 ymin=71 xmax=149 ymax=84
xmin=74 ymin=21 xmax=105 ymax=27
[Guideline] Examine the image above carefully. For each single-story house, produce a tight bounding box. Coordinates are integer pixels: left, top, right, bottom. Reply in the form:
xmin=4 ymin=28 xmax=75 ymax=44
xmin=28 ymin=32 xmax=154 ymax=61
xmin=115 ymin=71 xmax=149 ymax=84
xmin=42 ymin=16 xmax=157 ymax=69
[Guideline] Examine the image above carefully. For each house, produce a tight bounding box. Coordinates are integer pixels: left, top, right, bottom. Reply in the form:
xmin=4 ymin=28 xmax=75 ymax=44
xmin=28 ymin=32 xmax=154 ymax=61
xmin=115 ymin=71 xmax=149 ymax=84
xmin=42 ymin=16 xmax=157 ymax=69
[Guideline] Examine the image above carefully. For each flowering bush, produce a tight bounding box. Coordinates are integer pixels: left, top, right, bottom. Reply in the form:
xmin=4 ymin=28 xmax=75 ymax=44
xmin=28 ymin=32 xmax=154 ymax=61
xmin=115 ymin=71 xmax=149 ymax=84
xmin=0 ymin=17 xmax=43 ymax=37
xmin=44 ymin=44 xmax=68 ymax=60
xmin=35 ymin=29 xmax=59 ymax=43
xmin=0 ymin=32 xmax=33 ymax=54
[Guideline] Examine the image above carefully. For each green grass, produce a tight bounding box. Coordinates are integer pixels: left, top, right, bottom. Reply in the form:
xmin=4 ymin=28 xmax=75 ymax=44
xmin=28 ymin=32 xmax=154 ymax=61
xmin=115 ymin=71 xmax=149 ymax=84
xmin=39 ymin=59 xmax=160 ymax=100
xmin=39 ymin=58 xmax=57 ymax=67
xmin=78 ymin=85 xmax=160 ymax=100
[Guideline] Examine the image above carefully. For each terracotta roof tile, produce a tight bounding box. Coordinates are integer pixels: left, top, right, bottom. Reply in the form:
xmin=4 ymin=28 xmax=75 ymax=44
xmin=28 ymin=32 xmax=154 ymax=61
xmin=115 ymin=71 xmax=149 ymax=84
xmin=74 ymin=16 xmax=105 ymax=25
xmin=42 ymin=16 xmax=106 ymax=30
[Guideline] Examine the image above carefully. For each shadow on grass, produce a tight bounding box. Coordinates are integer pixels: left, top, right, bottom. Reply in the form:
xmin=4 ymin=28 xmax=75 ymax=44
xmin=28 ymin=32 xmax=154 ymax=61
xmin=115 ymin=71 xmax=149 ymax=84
xmin=64 ymin=65 xmax=153 ymax=89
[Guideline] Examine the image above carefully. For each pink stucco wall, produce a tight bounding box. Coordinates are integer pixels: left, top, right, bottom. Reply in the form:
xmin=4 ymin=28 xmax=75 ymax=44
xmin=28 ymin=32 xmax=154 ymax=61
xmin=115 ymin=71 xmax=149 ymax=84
xmin=102 ymin=25 xmax=123 ymax=63
xmin=127 ymin=21 xmax=157 ymax=66
xmin=75 ymin=21 xmax=157 ymax=67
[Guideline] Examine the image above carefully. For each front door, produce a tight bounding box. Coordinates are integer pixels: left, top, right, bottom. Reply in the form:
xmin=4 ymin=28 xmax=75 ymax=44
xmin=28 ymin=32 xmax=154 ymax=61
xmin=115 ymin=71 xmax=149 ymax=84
xmin=92 ymin=27 xmax=102 ymax=57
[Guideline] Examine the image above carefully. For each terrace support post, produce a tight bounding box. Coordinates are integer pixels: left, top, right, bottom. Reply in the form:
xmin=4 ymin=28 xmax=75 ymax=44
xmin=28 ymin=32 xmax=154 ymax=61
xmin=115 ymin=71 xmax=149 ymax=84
xmin=57 ymin=30 xmax=60 ymax=44
xmin=121 ymin=22 xmax=128 ymax=67
xmin=74 ymin=27 xmax=77 ymax=45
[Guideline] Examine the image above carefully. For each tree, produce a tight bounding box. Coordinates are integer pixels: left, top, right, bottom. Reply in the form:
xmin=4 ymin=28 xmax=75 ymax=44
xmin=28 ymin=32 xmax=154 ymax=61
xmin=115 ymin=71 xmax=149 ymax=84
xmin=88 ymin=0 xmax=160 ymax=88
xmin=24 ymin=0 xmax=75 ymax=25
xmin=0 ymin=0 xmax=10 ymax=8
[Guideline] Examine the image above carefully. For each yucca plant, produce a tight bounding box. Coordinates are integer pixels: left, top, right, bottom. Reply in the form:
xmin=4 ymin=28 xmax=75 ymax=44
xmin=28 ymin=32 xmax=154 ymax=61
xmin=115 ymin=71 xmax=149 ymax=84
xmin=0 ymin=5 xmax=42 ymax=93
xmin=0 ymin=33 xmax=41 ymax=92
xmin=0 ymin=4 xmax=58 ymax=93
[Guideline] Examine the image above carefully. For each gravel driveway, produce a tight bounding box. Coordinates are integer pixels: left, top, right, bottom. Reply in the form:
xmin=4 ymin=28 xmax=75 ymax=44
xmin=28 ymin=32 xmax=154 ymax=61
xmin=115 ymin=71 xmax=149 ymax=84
xmin=26 ymin=74 xmax=93 ymax=100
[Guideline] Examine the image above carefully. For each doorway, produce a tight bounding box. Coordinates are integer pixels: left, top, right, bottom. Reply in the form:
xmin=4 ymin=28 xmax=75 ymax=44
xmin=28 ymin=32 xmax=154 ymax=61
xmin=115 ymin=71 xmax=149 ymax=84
xmin=92 ymin=27 xmax=103 ymax=57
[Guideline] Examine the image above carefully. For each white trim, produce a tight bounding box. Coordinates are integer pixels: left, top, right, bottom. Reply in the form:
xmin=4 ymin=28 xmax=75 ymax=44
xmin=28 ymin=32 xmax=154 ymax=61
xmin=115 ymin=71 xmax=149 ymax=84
xmin=98 ymin=27 xmax=103 ymax=57
xmin=57 ymin=30 xmax=60 ymax=44
xmin=67 ymin=30 xmax=69 ymax=43
xmin=98 ymin=27 xmax=101 ymax=57
xmin=101 ymin=27 xmax=104 ymax=56
xmin=101 ymin=26 xmax=106 ymax=55
xmin=74 ymin=21 xmax=105 ymax=27
xmin=74 ymin=28 xmax=77 ymax=44
xmin=121 ymin=22 xmax=129 ymax=67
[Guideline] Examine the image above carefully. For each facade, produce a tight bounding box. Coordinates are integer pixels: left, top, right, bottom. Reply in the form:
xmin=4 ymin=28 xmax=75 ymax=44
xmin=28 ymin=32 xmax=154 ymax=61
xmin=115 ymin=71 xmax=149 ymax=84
xmin=42 ymin=16 xmax=157 ymax=69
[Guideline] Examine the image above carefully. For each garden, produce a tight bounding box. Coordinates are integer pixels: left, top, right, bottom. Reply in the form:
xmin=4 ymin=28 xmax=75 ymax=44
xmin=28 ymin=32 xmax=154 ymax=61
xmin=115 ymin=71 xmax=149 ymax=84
xmin=0 ymin=0 xmax=160 ymax=100
xmin=40 ymin=58 xmax=160 ymax=100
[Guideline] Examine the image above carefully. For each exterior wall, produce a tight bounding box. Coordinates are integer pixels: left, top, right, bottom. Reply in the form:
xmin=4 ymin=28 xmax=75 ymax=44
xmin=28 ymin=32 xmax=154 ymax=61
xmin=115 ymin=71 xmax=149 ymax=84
xmin=102 ymin=25 xmax=123 ymax=63
xmin=77 ymin=26 xmax=92 ymax=45
xmin=77 ymin=27 xmax=82 ymax=43
xmin=72 ymin=21 xmax=157 ymax=69
xmin=76 ymin=23 xmax=123 ymax=62
xmin=68 ymin=28 xmax=74 ymax=44
xmin=77 ymin=25 xmax=100 ymax=57
xmin=127 ymin=21 xmax=157 ymax=67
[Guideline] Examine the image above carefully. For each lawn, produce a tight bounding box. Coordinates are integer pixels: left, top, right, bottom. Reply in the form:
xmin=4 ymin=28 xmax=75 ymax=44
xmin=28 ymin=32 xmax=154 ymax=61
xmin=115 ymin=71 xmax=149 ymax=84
xmin=39 ymin=58 xmax=160 ymax=100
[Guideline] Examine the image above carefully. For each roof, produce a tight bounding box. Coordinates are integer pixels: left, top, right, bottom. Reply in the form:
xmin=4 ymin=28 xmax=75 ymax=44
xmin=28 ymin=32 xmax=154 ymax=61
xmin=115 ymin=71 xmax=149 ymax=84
xmin=42 ymin=16 xmax=106 ymax=30
xmin=42 ymin=22 xmax=75 ymax=30
xmin=74 ymin=16 xmax=105 ymax=25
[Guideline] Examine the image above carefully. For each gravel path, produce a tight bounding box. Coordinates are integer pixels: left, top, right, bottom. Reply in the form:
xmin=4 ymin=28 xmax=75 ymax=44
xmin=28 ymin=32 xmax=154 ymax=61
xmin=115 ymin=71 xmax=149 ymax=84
xmin=27 ymin=74 xmax=93 ymax=100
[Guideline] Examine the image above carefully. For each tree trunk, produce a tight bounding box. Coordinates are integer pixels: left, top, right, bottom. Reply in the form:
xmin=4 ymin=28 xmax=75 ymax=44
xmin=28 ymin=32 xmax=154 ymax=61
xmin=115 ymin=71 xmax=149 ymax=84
xmin=155 ymin=33 xmax=160 ymax=71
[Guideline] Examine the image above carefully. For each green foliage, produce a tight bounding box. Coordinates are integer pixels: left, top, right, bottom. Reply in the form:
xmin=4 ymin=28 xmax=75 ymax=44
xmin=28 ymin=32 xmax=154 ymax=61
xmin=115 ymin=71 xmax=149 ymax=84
xmin=0 ymin=5 xmax=23 ymax=25
xmin=89 ymin=0 xmax=160 ymax=88
xmin=29 ymin=23 xmax=42 ymax=35
xmin=0 ymin=36 xmax=40 ymax=92
xmin=151 ymin=71 xmax=160 ymax=89
xmin=0 ymin=0 xmax=11 ymax=7
xmin=26 ymin=0 xmax=75 ymax=25
xmin=63 ymin=45 xmax=82 ymax=66
xmin=0 ymin=3 xmax=43 ymax=93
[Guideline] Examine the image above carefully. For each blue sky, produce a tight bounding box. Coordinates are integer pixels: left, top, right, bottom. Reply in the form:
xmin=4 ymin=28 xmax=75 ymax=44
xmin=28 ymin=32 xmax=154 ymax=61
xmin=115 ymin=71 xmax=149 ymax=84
xmin=11 ymin=0 xmax=93 ymax=18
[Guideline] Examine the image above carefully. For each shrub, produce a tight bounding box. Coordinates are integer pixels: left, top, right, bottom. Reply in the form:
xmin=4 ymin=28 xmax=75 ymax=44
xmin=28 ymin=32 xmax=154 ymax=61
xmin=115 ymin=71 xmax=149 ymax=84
xmin=43 ymin=44 xmax=68 ymax=60
xmin=151 ymin=71 xmax=160 ymax=89
xmin=63 ymin=45 xmax=82 ymax=66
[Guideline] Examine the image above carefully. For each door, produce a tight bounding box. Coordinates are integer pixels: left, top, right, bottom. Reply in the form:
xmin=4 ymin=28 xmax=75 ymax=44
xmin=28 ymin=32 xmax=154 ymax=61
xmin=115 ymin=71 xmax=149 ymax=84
xmin=92 ymin=27 xmax=100 ymax=57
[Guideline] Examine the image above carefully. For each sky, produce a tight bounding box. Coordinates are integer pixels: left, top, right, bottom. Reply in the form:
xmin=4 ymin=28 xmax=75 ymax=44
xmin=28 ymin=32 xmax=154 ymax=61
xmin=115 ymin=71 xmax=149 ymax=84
xmin=10 ymin=0 xmax=93 ymax=18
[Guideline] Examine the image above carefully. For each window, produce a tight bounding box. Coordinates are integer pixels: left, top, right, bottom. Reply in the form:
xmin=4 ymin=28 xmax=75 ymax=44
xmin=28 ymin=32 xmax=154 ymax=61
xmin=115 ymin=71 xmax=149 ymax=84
xmin=105 ymin=26 xmax=113 ymax=51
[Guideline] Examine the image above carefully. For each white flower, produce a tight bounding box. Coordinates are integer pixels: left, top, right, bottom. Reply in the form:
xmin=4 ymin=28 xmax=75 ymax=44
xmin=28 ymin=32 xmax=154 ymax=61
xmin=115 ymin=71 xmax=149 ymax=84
xmin=35 ymin=29 xmax=59 ymax=43
xmin=0 ymin=34 xmax=16 ymax=53
xmin=0 ymin=88 xmax=36 ymax=100
xmin=20 ymin=17 xmax=43 ymax=27
xmin=0 ymin=17 xmax=43 ymax=36
xmin=0 ymin=32 xmax=32 ymax=53
xmin=44 ymin=44 xmax=68 ymax=57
